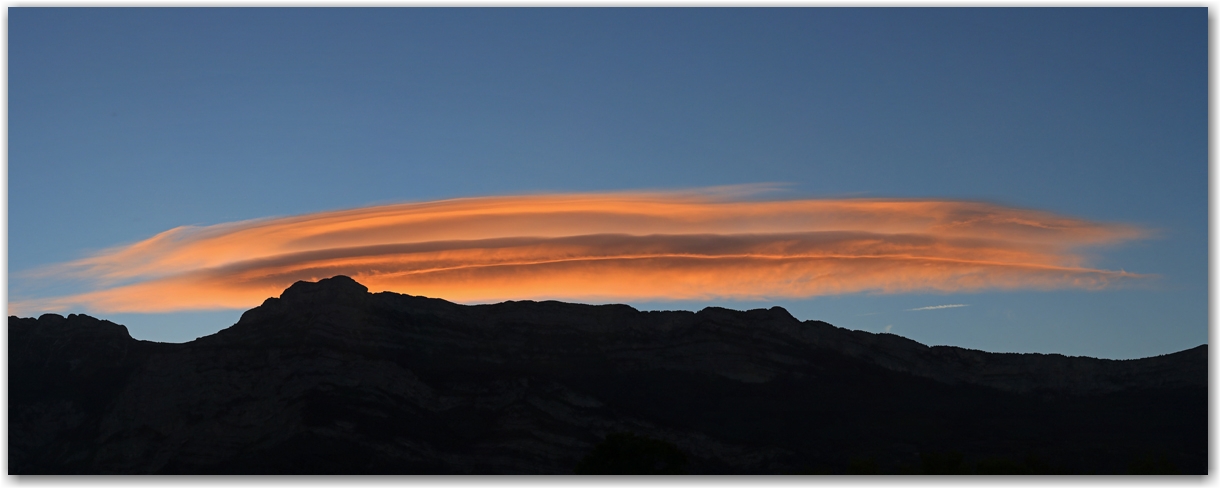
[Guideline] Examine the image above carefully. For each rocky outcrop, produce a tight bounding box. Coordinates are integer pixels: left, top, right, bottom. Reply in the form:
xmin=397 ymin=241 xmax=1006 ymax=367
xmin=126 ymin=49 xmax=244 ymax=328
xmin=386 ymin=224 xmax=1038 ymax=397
xmin=9 ymin=276 xmax=1207 ymax=474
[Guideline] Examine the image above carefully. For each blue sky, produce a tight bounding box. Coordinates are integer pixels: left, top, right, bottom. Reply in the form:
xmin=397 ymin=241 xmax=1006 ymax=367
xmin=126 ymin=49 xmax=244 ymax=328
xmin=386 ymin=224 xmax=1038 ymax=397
xmin=9 ymin=8 xmax=1206 ymax=359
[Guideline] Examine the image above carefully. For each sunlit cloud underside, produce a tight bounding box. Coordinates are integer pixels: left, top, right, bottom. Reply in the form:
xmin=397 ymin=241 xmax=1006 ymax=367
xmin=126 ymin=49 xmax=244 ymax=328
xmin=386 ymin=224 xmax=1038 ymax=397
xmin=13 ymin=187 xmax=1147 ymax=315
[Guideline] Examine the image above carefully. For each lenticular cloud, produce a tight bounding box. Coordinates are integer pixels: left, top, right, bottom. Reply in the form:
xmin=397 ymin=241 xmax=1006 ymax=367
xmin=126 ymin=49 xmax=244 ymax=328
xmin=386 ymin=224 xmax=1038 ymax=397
xmin=13 ymin=188 xmax=1147 ymax=314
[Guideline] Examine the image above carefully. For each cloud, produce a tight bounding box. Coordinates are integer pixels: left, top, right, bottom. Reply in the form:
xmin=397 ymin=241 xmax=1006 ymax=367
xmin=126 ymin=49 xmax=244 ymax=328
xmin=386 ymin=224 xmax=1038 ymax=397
xmin=11 ymin=187 xmax=1149 ymax=315
xmin=906 ymin=304 xmax=970 ymax=311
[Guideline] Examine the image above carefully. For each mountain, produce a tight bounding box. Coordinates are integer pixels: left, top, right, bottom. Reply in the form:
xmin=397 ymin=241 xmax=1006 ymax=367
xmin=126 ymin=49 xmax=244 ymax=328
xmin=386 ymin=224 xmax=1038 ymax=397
xmin=9 ymin=276 xmax=1206 ymax=474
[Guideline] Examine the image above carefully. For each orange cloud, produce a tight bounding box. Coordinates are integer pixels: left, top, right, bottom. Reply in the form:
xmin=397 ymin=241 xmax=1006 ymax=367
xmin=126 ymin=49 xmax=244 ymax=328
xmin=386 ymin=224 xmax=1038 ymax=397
xmin=11 ymin=188 xmax=1147 ymax=315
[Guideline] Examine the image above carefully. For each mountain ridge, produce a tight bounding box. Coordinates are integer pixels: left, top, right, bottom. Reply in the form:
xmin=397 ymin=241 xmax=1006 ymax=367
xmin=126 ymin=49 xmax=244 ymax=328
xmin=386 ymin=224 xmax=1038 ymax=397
xmin=9 ymin=276 xmax=1206 ymax=474
xmin=208 ymin=276 xmax=1206 ymax=395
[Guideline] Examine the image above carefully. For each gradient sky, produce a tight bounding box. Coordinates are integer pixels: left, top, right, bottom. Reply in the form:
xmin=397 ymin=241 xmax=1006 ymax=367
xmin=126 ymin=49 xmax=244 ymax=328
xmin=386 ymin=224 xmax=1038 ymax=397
xmin=9 ymin=8 xmax=1206 ymax=359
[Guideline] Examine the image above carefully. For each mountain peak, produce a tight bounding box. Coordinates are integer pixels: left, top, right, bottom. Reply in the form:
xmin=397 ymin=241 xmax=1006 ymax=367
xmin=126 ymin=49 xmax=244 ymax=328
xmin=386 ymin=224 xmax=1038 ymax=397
xmin=279 ymin=275 xmax=369 ymax=303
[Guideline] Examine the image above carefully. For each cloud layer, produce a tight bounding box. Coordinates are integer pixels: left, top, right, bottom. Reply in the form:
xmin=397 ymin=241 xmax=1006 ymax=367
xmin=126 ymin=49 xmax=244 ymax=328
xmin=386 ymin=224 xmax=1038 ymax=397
xmin=13 ymin=188 xmax=1147 ymax=314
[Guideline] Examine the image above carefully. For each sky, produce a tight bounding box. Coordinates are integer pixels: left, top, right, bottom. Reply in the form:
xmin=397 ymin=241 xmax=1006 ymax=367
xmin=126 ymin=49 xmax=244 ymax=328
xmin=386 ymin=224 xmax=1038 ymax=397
xmin=8 ymin=8 xmax=1207 ymax=360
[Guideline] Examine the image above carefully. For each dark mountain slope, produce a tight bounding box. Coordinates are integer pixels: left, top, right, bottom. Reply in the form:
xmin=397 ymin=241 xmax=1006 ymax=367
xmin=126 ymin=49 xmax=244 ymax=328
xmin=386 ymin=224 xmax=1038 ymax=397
xmin=9 ymin=276 xmax=1206 ymax=474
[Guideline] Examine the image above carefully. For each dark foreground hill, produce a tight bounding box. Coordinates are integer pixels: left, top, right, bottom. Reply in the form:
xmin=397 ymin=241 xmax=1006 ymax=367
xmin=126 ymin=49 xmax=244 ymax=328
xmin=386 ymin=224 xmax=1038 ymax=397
xmin=9 ymin=276 xmax=1206 ymax=474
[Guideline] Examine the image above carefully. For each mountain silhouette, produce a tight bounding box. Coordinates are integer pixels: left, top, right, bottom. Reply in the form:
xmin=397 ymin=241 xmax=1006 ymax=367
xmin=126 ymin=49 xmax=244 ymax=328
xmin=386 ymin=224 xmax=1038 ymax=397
xmin=9 ymin=276 xmax=1205 ymax=474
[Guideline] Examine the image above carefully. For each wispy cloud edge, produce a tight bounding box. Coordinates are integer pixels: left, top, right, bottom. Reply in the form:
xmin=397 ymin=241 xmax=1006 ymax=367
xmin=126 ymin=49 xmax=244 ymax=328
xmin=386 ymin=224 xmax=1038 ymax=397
xmin=906 ymin=304 xmax=970 ymax=312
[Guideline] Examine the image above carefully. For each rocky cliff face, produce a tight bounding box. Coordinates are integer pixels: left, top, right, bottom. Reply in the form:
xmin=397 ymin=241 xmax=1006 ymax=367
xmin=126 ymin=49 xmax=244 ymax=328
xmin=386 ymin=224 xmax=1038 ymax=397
xmin=9 ymin=276 xmax=1206 ymax=474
